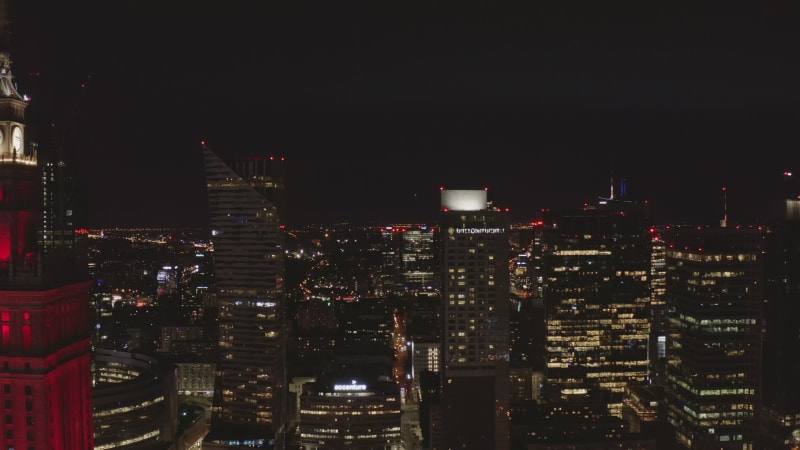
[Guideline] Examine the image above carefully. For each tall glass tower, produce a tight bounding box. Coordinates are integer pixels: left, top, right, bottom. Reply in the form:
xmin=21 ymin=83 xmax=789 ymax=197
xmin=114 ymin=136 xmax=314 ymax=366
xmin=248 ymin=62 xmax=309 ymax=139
xmin=537 ymin=196 xmax=651 ymax=417
xmin=663 ymin=226 xmax=763 ymax=449
xmin=439 ymin=188 xmax=510 ymax=450
xmin=202 ymin=143 xmax=286 ymax=449
xmin=762 ymin=193 xmax=800 ymax=449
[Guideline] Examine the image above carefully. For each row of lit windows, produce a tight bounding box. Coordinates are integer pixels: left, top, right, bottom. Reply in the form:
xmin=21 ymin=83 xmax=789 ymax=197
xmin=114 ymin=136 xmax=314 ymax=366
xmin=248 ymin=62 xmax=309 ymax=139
xmin=669 ymin=251 xmax=757 ymax=263
xmin=548 ymin=319 xmax=646 ymax=328
xmin=685 ymin=418 xmax=750 ymax=428
xmin=302 ymin=400 xmax=397 ymax=408
xmin=674 ymin=379 xmax=755 ymax=397
xmin=95 ymin=367 xmax=142 ymax=383
xmin=303 ymin=426 xmax=401 ymax=436
xmin=697 ymin=410 xmax=754 ymax=419
xmin=94 ymin=396 xmax=164 ymax=417
xmin=301 ymin=432 xmax=401 ymax=440
xmin=552 ymin=250 xmax=612 ymax=256
xmin=546 ymin=345 xmax=646 ymax=355
xmin=682 ymin=317 xmax=756 ymax=326
xmin=546 ymin=340 xmax=647 ymax=349
xmin=301 ymin=409 xmax=399 ymax=416
xmin=95 ymin=430 xmax=160 ymax=450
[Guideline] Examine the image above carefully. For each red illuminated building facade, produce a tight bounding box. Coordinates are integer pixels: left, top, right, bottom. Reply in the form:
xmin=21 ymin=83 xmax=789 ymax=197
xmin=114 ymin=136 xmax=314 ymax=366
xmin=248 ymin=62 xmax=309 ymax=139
xmin=0 ymin=15 xmax=94 ymax=449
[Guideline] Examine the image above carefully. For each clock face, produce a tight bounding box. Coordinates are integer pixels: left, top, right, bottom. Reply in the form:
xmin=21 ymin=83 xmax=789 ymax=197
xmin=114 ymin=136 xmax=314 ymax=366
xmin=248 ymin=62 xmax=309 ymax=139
xmin=11 ymin=127 xmax=21 ymax=153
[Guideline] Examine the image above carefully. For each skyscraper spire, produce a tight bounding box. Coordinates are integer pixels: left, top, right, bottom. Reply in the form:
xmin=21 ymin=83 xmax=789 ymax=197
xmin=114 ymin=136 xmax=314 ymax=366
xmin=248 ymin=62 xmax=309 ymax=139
xmin=0 ymin=0 xmax=21 ymax=101
xmin=720 ymin=186 xmax=728 ymax=228
xmin=0 ymin=0 xmax=9 ymax=53
xmin=609 ymin=163 xmax=615 ymax=200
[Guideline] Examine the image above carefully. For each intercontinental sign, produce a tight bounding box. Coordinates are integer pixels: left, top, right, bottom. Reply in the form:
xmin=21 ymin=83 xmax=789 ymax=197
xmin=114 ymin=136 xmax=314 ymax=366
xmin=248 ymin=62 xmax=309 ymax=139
xmin=451 ymin=227 xmax=506 ymax=235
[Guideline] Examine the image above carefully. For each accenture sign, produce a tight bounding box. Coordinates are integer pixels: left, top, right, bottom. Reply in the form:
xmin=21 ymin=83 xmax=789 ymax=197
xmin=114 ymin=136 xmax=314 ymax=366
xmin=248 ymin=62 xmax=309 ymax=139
xmin=334 ymin=382 xmax=367 ymax=392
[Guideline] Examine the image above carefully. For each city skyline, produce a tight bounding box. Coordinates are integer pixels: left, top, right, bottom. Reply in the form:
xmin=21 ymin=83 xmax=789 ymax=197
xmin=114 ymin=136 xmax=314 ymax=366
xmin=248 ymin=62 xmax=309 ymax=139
xmin=10 ymin=2 xmax=800 ymax=228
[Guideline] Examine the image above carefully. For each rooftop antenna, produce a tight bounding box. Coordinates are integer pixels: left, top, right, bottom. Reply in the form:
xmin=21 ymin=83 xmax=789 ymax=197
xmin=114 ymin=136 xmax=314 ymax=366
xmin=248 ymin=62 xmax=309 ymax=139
xmin=720 ymin=186 xmax=728 ymax=228
xmin=609 ymin=163 xmax=615 ymax=200
xmin=783 ymin=170 xmax=793 ymax=200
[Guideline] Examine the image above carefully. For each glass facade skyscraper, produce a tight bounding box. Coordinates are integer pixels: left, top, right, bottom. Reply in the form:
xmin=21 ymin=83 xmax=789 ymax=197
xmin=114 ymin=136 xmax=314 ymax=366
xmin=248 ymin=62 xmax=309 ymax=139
xmin=202 ymin=144 xmax=287 ymax=449
xmin=663 ymin=226 xmax=763 ymax=449
xmin=537 ymin=197 xmax=651 ymax=417
xmin=762 ymin=198 xmax=800 ymax=449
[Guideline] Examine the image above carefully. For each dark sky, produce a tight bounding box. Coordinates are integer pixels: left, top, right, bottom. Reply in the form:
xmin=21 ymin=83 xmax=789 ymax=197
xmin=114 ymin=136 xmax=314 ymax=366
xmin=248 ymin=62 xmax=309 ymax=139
xmin=9 ymin=1 xmax=800 ymax=227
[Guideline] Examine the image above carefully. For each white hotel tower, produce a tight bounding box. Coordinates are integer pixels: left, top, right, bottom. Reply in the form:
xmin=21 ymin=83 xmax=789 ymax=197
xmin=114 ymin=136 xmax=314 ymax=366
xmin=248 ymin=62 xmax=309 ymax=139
xmin=439 ymin=188 xmax=510 ymax=450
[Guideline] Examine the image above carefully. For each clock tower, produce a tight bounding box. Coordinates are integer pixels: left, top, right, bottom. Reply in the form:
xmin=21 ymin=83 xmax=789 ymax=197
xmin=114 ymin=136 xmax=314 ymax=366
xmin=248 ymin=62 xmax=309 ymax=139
xmin=0 ymin=45 xmax=26 ymax=163
xmin=0 ymin=20 xmax=36 ymax=277
xmin=0 ymin=2 xmax=95 ymax=449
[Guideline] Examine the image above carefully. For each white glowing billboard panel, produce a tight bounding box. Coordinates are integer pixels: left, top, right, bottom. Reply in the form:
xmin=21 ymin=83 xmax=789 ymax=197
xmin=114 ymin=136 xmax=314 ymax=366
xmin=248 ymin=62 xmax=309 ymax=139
xmin=441 ymin=190 xmax=487 ymax=211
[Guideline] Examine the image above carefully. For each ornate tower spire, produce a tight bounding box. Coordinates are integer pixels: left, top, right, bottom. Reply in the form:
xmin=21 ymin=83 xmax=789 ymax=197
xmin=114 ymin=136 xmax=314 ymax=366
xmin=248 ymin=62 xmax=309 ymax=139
xmin=0 ymin=0 xmax=28 ymax=164
xmin=0 ymin=0 xmax=21 ymax=101
xmin=0 ymin=0 xmax=9 ymax=51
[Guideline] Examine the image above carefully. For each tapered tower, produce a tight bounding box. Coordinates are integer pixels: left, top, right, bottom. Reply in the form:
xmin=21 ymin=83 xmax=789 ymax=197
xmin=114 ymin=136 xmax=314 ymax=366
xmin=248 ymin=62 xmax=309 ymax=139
xmin=202 ymin=142 xmax=287 ymax=449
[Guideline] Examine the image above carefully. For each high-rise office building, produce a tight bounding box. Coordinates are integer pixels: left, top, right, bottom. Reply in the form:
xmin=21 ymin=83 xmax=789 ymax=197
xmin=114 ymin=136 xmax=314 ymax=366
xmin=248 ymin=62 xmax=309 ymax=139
xmin=92 ymin=349 xmax=179 ymax=449
xmin=663 ymin=226 xmax=763 ymax=449
xmin=760 ymin=184 xmax=800 ymax=449
xmin=648 ymin=225 xmax=669 ymax=386
xmin=379 ymin=224 xmax=439 ymax=296
xmin=0 ymin=9 xmax=94 ymax=448
xmin=299 ymin=374 xmax=402 ymax=450
xmin=439 ymin=188 xmax=510 ymax=450
xmin=537 ymin=195 xmax=651 ymax=417
xmin=202 ymin=143 xmax=287 ymax=449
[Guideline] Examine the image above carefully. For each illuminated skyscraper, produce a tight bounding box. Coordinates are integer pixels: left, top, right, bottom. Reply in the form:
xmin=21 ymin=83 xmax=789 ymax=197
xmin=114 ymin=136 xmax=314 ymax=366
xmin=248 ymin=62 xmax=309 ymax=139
xmin=379 ymin=224 xmax=438 ymax=296
xmin=439 ymin=188 xmax=510 ymax=450
xmin=663 ymin=226 xmax=763 ymax=449
xmin=648 ymin=226 xmax=669 ymax=386
xmin=299 ymin=375 xmax=401 ymax=450
xmin=202 ymin=143 xmax=287 ymax=449
xmin=537 ymin=196 xmax=651 ymax=417
xmin=0 ymin=6 xmax=94 ymax=448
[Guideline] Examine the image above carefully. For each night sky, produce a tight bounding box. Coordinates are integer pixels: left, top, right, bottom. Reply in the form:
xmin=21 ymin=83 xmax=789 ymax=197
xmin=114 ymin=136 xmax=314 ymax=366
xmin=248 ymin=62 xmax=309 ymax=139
xmin=9 ymin=1 xmax=800 ymax=227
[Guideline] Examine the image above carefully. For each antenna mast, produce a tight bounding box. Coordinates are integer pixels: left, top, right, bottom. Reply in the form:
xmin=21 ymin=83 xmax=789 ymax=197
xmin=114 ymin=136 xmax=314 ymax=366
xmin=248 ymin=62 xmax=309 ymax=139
xmin=720 ymin=186 xmax=728 ymax=228
xmin=609 ymin=163 xmax=615 ymax=200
